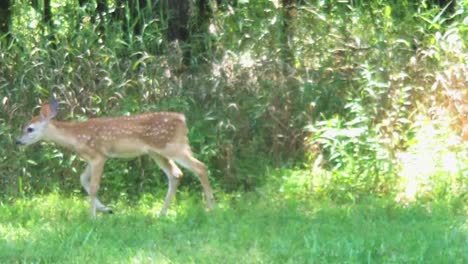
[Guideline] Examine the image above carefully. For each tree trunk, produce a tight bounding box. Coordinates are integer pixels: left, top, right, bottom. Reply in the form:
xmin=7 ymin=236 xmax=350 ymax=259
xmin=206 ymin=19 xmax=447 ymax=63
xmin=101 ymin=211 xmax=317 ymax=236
xmin=166 ymin=0 xmax=190 ymax=42
xmin=282 ymin=0 xmax=295 ymax=71
xmin=0 ymin=0 xmax=11 ymax=40
xmin=164 ymin=0 xmax=190 ymax=66
xmin=44 ymin=0 xmax=52 ymax=29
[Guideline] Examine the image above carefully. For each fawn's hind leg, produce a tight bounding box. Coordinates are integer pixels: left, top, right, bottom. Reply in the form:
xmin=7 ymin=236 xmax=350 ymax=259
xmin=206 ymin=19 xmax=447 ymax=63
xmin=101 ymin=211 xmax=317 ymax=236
xmin=170 ymin=149 xmax=215 ymax=210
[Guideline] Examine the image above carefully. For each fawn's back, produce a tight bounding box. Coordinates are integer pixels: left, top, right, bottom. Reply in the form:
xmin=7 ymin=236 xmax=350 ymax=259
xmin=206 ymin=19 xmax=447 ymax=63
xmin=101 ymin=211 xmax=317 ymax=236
xmin=53 ymin=112 xmax=188 ymax=158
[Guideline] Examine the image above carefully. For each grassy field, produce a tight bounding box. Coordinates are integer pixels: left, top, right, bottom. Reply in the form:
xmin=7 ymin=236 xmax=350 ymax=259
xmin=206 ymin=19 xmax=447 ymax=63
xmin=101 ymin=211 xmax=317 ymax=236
xmin=0 ymin=185 xmax=466 ymax=263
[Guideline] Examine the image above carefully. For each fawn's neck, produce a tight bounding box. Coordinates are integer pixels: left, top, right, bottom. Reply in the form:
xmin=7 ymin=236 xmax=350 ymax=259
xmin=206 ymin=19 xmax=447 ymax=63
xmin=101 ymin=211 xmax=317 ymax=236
xmin=44 ymin=121 xmax=80 ymax=150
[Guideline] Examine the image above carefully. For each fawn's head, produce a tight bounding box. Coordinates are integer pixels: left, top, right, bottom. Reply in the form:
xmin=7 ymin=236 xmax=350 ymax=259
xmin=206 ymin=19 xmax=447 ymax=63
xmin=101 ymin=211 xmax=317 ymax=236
xmin=16 ymin=99 xmax=58 ymax=146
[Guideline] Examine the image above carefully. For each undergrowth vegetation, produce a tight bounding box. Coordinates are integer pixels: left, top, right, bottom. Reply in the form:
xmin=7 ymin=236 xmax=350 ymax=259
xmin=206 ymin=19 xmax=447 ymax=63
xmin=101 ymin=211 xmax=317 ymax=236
xmin=0 ymin=1 xmax=466 ymax=205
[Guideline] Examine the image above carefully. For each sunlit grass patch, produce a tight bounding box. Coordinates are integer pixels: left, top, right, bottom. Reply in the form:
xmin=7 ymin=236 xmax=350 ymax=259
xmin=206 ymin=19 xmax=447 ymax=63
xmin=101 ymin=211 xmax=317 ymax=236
xmin=0 ymin=190 xmax=466 ymax=263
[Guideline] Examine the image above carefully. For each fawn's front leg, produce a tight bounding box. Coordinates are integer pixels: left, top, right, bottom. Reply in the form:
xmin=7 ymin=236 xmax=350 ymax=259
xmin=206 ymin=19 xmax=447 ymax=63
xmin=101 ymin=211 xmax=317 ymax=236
xmin=80 ymin=164 xmax=112 ymax=213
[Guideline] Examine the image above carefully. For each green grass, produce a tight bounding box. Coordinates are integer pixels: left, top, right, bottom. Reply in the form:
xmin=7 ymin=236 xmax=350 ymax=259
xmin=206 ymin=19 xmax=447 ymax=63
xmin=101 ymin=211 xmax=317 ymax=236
xmin=0 ymin=188 xmax=466 ymax=263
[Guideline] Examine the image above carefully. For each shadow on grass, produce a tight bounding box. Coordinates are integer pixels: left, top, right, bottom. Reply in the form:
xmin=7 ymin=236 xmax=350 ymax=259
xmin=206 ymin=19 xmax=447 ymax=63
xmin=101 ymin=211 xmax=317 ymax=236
xmin=0 ymin=194 xmax=466 ymax=263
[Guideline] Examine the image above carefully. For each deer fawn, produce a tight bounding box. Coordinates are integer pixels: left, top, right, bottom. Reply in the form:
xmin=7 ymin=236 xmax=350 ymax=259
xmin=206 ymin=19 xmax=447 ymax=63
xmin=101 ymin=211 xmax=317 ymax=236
xmin=16 ymin=99 xmax=215 ymax=218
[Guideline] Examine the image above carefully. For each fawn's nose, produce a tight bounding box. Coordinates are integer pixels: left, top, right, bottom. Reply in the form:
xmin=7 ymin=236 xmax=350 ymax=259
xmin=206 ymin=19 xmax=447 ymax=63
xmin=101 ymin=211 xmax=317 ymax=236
xmin=16 ymin=139 xmax=23 ymax=145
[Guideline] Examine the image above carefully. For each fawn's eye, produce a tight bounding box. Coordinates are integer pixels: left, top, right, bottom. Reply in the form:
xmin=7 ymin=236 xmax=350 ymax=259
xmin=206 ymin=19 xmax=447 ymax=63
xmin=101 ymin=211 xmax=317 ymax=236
xmin=27 ymin=127 xmax=34 ymax=133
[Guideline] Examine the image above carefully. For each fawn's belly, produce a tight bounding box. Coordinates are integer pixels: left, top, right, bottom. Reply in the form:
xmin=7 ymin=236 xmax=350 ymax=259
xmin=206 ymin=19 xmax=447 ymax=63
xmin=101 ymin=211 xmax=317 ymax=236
xmin=103 ymin=140 xmax=152 ymax=158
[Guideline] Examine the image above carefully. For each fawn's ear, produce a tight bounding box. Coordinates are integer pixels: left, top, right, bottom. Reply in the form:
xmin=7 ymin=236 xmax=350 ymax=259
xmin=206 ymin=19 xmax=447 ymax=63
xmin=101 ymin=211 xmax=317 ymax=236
xmin=40 ymin=98 xmax=58 ymax=120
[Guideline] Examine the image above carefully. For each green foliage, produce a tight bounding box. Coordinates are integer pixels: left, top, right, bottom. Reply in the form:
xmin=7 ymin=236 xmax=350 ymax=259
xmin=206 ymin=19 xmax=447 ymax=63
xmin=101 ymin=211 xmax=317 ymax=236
xmin=0 ymin=0 xmax=467 ymax=202
xmin=306 ymin=110 xmax=396 ymax=202
xmin=300 ymin=0 xmax=467 ymax=203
